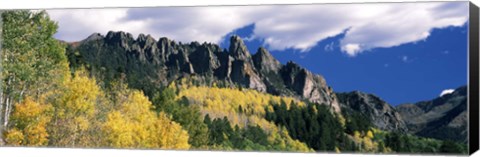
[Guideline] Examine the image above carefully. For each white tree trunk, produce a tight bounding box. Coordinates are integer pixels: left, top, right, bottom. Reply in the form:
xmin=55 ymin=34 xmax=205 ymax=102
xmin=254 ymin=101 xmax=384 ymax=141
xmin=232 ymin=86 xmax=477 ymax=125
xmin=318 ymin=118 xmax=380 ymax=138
xmin=3 ymin=77 xmax=15 ymax=128
xmin=4 ymin=96 xmax=10 ymax=127
xmin=0 ymin=92 xmax=3 ymax=126
xmin=0 ymin=92 xmax=4 ymax=144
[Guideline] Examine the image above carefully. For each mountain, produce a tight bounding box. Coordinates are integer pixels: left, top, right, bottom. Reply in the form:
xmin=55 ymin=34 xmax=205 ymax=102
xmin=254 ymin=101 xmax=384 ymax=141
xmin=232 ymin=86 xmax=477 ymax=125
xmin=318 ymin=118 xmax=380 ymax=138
xmin=396 ymin=86 xmax=467 ymax=143
xmin=66 ymin=31 xmax=341 ymax=112
xmin=336 ymin=91 xmax=408 ymax=133
xmin=65 ymin=31 xmax=467 ymax=143
xmin=336 ymin=86 xmax=468 ymax=143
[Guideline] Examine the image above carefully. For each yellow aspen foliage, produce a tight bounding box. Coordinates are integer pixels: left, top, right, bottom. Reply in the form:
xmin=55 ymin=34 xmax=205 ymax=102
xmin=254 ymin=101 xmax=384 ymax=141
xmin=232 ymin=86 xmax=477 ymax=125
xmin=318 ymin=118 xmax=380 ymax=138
xmin=49 ymin=70 xmax=101 ymax=147
xmin=176 ymin=85 xmax=312 ymax=152
xmin=369 ymin=128 xmax=393 ymax=153
xmin=384 ymin=146 xmax=393 ymax=153
xmin=350 ymin=129 xmax=381 ymax=153
xmin=335 ymin=147 xmax=341 ymax=153
xmin=366 ymin=130 xmax=374 ymax=139
xmin=353 ymin=131 xmax=361 ymax=141
xmin=4 ymin=129 xmax=24 ymax=146
xmin=337 ymin=114 xmax=346 ymax=129
xmin=58 ymin=70 xmax=100 ymax=117
xmin=102 ymin=90 xmax=190 ymax=149
xmin=362 ymin=136 xmax=376 ymax=152
xmin=103 ymin=111 xmax=135 ymax=148
xmin=177 ymin=86 xmax=304 ymax=127
xmin=154 ymin=113 xmax=190 ymax=149
xmin=272 ymin=126 xmax=313 ymax=152
xmin=5 ymin=97 xmax=51 ymax=146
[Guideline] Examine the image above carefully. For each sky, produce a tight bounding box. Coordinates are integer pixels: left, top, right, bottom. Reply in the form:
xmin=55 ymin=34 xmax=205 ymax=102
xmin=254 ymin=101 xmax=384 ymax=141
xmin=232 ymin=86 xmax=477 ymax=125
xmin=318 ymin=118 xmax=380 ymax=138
xmin=46 ymin=2 xmax=469 ymax=105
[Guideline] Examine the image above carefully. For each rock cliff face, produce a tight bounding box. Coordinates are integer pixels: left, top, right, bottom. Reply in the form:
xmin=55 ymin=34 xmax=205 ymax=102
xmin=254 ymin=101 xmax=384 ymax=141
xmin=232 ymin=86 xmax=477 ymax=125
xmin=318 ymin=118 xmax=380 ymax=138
xmin=336 ymin=91 xmax=408 ymax=132
xmin=396 ymin=86 xmax=467 ymax=143
xmin=280 ymin=61 xmax=340 ymax=112
xmin=67 ymin=31 xmax=341 ymax=112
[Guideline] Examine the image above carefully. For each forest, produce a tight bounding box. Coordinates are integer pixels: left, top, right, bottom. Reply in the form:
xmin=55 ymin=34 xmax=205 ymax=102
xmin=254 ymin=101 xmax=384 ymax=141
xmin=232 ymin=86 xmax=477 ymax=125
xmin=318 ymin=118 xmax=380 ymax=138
xmin=0 ymin=10 xmax=468 ymax=154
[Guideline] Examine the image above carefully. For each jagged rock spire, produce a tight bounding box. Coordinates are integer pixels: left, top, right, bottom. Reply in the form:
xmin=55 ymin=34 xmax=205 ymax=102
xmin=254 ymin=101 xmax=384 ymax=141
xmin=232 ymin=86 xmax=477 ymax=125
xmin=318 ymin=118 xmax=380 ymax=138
xmin=229 ymin=35 xmax=251 ymax=60
xmin=252 ymin=47 xmax=281 ymax=73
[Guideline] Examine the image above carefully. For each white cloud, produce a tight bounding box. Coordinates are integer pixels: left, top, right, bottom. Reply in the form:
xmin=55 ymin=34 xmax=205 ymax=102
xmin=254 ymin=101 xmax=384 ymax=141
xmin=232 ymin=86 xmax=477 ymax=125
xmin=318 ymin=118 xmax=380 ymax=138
xmin=342 ymin=44 xmax=361 ymax=56
xmin=339 ymin=3 xmax=466 ymax=54
xmin=47 ymin=2 xmax=468 ymax=55
xmin=47 ymin=9 xmax=149 ymax=42
xmin=440 ymin=89 xmax=455 ymax=97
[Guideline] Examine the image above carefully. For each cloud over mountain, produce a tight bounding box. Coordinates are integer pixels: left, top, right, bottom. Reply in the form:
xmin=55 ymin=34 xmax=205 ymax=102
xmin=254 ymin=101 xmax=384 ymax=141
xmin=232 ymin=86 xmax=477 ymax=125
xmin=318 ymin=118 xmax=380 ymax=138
xmin=440 ymin=89 xmax=455 ymax=97
xmin=48 ymin=2 xmax=468 ymax=56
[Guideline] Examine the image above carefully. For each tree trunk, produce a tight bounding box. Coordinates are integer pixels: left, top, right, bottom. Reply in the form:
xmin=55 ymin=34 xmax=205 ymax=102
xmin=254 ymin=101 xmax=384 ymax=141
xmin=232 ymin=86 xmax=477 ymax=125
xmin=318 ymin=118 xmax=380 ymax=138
xmin=4 ymin=96 xmax=11 ymax=127
xmin=0 ymin=92 xmax=4 ymax=126
xmin=2 ymin=77 xmax=12 ymax=128
xmin=0 ymin=92 xmax=4 ymax=145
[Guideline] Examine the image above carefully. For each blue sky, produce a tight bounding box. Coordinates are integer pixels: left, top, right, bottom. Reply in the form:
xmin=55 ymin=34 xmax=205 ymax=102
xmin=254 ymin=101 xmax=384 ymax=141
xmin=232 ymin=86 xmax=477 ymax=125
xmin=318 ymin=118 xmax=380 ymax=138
xmin=47 ymin=2 xmax=469 ymax=105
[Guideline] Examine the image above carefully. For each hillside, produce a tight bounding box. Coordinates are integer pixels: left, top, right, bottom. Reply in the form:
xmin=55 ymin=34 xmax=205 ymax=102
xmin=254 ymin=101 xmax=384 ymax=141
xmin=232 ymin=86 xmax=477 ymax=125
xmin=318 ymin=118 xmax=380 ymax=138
xmin=396 ymin=86 xmax=468 ymax=143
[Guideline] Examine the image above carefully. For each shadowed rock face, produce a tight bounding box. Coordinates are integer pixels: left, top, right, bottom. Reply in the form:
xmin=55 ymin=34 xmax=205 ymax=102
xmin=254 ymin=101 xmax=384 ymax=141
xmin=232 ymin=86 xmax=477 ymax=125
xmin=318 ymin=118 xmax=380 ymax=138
xmin=67 ymin=31 xmax=341 ymax=112
xmin=336 ymin=91 xmax=408 ymax=132
xmin=396 ymin=86 xmax=467 ymax=143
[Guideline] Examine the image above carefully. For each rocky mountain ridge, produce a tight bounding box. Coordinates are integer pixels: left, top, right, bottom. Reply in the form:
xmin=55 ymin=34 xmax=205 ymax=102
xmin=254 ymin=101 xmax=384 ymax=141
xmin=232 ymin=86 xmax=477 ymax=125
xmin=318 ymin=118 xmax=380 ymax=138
xmin=67 ymin=31 xmax=341 ymax=112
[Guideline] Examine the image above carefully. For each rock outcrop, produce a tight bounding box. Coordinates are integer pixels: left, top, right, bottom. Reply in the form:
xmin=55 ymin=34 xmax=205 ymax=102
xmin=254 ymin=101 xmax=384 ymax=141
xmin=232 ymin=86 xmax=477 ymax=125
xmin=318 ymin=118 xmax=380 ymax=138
xmin=336 ymin=91 xmax=408 ymax=132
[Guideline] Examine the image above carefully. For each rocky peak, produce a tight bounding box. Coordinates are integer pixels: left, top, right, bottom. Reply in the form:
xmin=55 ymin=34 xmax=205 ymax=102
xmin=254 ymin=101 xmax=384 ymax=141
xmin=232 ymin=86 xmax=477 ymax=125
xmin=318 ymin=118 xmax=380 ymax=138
xmin=158 ymin=37 xmax=177 ymax=52
xmin=280 ymin=61 xmax=340 ymax=112
xmin=130 ymin=34 xmax=159 ymax=64
xmin=105 ymin=31 xmax=135 ymax=49
xmin=252 ymin=47 xmax=281 ymax=73
xmin=84 ymin=33 xmax=104 ymax=42
xmin=281 ymin=61 xmax=306 ymax=87
xmin=105 ymin=31 xmax=133 ymax=42
xmin=336 ymin=91 xmax=408 ymax=132
xmin=158 ymin=37 xmax=171 ymax=45
xmin=188 ymin=43 xmax=220 ymax=74
xmin=156 ymin=37 xmax=176 ymax=63
xmin=189 ymin=41 xmax=201 ymax=47
xmin=229 ymin=35 xmax=251 ymax=61
xmin=136 ymin=33 xmax=156 ymax=48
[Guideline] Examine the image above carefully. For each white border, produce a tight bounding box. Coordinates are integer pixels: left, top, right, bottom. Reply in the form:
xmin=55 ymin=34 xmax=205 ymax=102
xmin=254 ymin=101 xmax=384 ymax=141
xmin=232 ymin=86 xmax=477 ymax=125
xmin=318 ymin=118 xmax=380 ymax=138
xmin=0 ymin=0 xmax=478 ymax=157
xmin=0 ymin=147 xmax=470 ymax=157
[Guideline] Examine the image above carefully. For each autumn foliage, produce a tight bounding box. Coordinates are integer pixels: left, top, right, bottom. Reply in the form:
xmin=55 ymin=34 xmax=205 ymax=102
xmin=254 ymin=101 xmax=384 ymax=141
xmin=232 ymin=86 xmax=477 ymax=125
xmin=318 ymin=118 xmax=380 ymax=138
xmin=5 ymin=97 xmax=51 ymax=146
xmin=102 ymin=90 xmax=190 ymax=149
